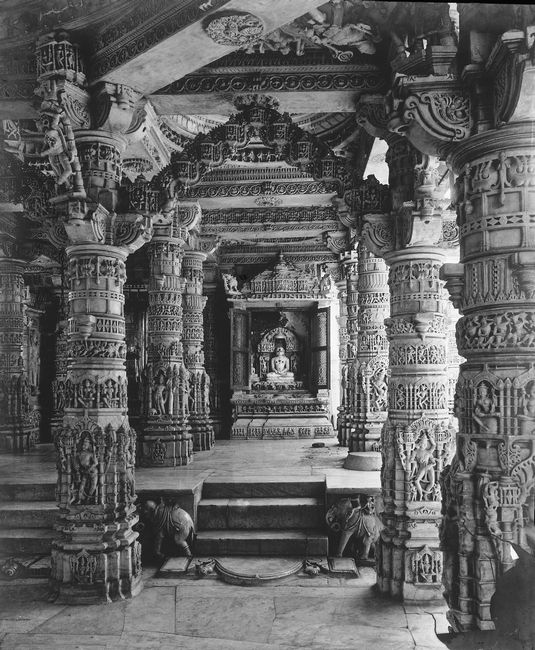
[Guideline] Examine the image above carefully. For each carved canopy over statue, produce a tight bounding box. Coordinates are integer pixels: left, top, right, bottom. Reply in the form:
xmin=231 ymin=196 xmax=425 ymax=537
xmin=240 ymin=252 xmax=320 ymax=300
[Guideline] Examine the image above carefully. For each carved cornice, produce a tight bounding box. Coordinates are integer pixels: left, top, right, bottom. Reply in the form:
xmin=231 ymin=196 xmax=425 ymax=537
xmin=202 ymin=205 xmax=339 ymax=230
xmin=176 ymin=179 xmax=337 ymax=200
xmin=156 ymin=66 xmax=385 ymax=97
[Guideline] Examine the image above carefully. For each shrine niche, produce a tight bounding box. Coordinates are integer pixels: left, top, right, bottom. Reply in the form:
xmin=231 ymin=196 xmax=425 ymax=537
xmin=225 ymin=253 xmax=336 ymax=440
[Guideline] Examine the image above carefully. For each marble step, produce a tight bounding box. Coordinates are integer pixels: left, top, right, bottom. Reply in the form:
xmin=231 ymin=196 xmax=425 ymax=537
xmin=197 ymin=497 xmax=323 ymax=530
xmin=0 ymin=482 xmax=56 ymax=502
xmin=0 ymin=502 xmax=59 ymax=529
xmin=0 ymin=528 xmax=55 ymax=555
xmin=202 ymin=476 xmax=325 ymax=499
xmin=194 ymin=529 xmax=328 ymax=556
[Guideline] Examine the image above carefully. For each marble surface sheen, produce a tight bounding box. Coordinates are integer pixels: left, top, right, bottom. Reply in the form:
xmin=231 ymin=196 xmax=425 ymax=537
xmin=0 ymin=568 xmax=454 ymax=649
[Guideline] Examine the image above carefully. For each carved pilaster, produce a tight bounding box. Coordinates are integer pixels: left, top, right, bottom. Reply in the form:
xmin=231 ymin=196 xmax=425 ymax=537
xmin=335 ymin=273 xmax=349 ymax=445
xmin=338 ymin=250 xmax=358 ymax=446
xmin=182 ymin=250 xmax=214 ymax=452
xmin=350 ymin=242 xmax=389 ymax=452
xmin=0 ymin=259 xmax=39 ymax=451
xmin=140 ymin=207 xmax=192 ymax=467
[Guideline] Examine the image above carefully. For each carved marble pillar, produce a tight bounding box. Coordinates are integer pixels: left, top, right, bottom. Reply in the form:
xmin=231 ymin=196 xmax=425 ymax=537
xmin=140 ymin=212 xmax=193 ymax=467
xmin=350 ymin=242 xmax=389 ymax=452
xmin=0 ymin=258 xmax=39 ymax=451
xmin=363 ymin=152 xmax=455 ymax=601
xmin=50 ymin=273 xmax=69 ymax=439
xmin=338 ymin=250 xmax=358 ymax=446
xmin=51 ymin=208 xmax=151 ymax=604
xmin=182 ymin=250 xmax=214 ymax=451
xmin=335 ymin=273 xmax=349 ymax=445
xmin=441 ymin=124 xmax=535 ymax=631
xmin=203 ymin=265 xmax=225 ymax=438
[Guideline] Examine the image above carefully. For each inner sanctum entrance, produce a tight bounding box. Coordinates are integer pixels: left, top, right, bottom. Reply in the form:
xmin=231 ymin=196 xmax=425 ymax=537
xmin=226 ymin=253 xmax=339 ymax=440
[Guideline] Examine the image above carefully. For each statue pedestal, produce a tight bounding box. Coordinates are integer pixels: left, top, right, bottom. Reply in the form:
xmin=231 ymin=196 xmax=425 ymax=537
xmin=266 ymin=372 xmax=295 ymax=384
xmin=230 ymin=392 xmax=335 ymax=440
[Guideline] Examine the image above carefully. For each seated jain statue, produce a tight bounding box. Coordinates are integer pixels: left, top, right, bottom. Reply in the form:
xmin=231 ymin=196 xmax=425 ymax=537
xmin=266 ymin=346 xmax=294 ymax=383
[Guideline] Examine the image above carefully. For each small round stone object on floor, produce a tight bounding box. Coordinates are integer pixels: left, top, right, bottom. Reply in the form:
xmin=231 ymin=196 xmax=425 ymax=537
xmin=343 ymin=451 xmax=382 ymax=471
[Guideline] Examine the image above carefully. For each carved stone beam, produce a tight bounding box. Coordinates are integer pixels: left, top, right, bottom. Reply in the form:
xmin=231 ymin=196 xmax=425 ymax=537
xmin=91 ymin=0 xmax=327 ymax=95
xmin=386 ymin=76 xmax=472 ymax=157
xmin=485 ymin=27 xmax=535 ymax=128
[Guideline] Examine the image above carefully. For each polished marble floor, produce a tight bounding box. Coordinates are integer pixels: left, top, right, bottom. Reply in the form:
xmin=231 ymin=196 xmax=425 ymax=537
xmin=0 ymin=566 xmax=454 ymax=650
xmin=0 ymin=438 xmax=381 ymax=495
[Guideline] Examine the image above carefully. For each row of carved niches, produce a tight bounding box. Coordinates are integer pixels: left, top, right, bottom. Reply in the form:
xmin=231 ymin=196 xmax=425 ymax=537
xmin=455 ymin=365 xmax=535 ymax=439
xmin=389 ymin=260 xmax=444 ymax=315
xmin=250 ymin=309 xmax=309 ymax=389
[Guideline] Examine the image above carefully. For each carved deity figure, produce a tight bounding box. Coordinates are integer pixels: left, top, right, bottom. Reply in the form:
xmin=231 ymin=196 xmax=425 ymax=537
xmin=72 ymin=436 xmax=98 ymax=505
xmin=271 ymin=346 xmax=291 ymax=375
xmin=40 ymin=111 xmax=75 ymax=187
xmin=152 ymin=374 xmax=167 ymax=416
xmin=522 ymin=381 xmax=535 ymax=418
xmin=77 ymin=378 xmax=95 ymax=409
xmin=370 ymin=367 xmax=388 ymax=411
xmin=409 ymin=431 xmax=437 ymax=501
xmin=222 ymin=272 xmax=239 ymax=294
xmin=473 ymin=381 xmax=498 ymax=433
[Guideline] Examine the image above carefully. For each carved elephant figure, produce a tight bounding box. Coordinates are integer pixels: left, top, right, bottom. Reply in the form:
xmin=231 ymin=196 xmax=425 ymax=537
xmin=325 ymin=496 xmax=383 ymax=563
xmin=141 ymin=499 xmax=195 ymax=559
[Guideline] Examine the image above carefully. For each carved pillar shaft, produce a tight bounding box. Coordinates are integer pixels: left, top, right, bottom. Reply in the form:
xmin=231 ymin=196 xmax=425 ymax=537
xmin=338 ymin=251 xmax=358 ymax=446
xmin=441 ymin=124 xmax=535 ymax=631
xmin=50 ymin=274 xmax=69 ymax=439
xmin=52 ymin=242 xmax=141 ymax=603
xmin=378 ymin=247 xmax=451 ymax=600
xmin=140 ymin=222 xmax=193 ymax=467
xmin=203 ymin=267 xmax=225 ymax=438
xmin=0 ymin=258 xmax=39 ymax=451
xmin=182 ymin=250 xmax=214 ymax=451
xmin=335 ymin=275 xmax=349 ymax=445
xmin=350 ymin=242 xmax=389 ymax=452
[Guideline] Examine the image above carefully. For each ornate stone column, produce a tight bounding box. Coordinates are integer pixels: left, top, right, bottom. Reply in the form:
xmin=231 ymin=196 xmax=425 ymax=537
xmin=52 ymin=213 xmax=150 ymax=603
xmin=338 ymin=250 xmax=358 ymax=446
xmin=50 ymin=272 xmax=69 ymax=439
xmin=335 ymin=270 xmax=349 ymax=445
xmin=203 ymin=264 xmax=224 ymax=438
xmin=440 ymin=93 xmax=535 ymax=633
xmin=32 ymin=30 xmax=154 ymax=602
xmin=139 ymin=207 xmax=193 ymax=467
xmin=350 ymin=242 xmax=389 ymax=452
xmin=363 ymin=153 xmax=455 ymax=601
xmin=0 ymin=257 xmax=39 ymax=451
xmin=182 ymin=249 xmax=214 ymax=451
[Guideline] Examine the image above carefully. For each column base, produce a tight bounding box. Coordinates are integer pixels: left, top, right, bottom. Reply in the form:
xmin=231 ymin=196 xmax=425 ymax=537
xmin=336 ymin=411 xmax=352 ymax=446
xmin=189 ymin=415 xmax=215 ymax=451
xmin=0 ymin=420 xmax=39 ymax=452
xmin=50 ymin=539 xmax=143 ymax=604
xmin=140 ymin=418 xmax=193 ymax=466
xmin=349 ymin=420 xmax=383 ymax=452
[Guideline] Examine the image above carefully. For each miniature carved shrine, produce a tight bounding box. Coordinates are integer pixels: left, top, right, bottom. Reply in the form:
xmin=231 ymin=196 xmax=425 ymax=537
xmin=0 ymin=2 xmax=534 ymax=641
xmin=226 ymin=253 xmax=337 ymax=440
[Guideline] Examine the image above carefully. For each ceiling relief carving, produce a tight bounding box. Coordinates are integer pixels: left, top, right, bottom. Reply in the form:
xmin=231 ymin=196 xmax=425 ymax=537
xmin=204 ymin=11 xmax=265 ymax=47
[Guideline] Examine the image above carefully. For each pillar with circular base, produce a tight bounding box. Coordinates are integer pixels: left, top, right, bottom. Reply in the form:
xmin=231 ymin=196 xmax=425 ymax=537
xmin=182 ymin=250 xmax=214 ymax=452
